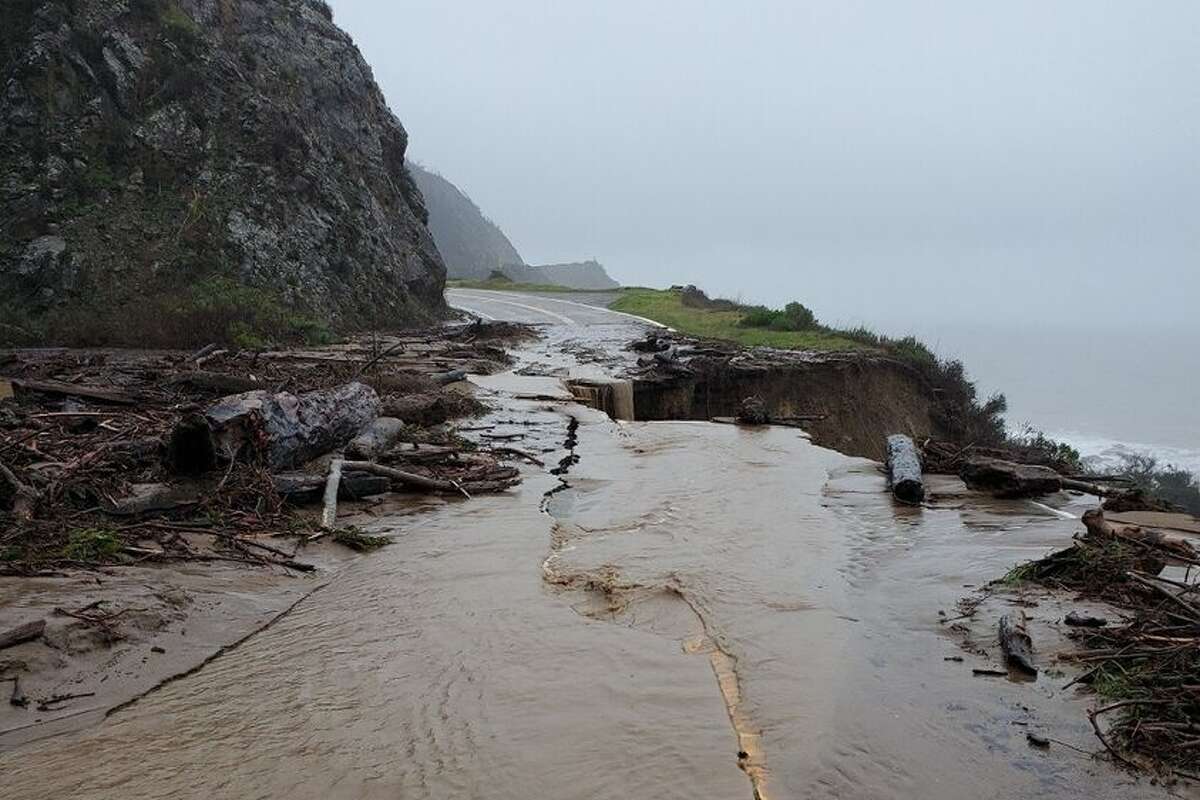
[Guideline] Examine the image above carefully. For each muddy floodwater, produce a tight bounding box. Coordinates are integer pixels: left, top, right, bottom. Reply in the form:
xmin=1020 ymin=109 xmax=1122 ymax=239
xmin=1 ymin=298 xmax=1189 ymax=799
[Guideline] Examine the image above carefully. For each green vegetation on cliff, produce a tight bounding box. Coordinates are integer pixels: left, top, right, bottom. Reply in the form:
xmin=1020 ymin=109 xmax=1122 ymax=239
xmin=609 ymin=288 xmax=868 ymax=351
xmin=611 ymin=286 xmax=1009 ymax=445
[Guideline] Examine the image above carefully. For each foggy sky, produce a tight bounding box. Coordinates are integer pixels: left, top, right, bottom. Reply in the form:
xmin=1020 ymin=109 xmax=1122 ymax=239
xmin=330 ymin=1 xmax=1198 ymax=335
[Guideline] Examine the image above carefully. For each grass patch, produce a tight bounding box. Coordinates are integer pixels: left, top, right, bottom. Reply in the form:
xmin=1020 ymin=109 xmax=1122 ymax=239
xmin=332 ymin=528 xmax=390 ymax=552
xmin=609 ymin=288 xmax=869 ymax=351
xmin=998 ymin=560 xmax=1041 ymax=586
xmin=3 ymin=276 xmax=340 ymax=349
xmin=62 ymin=528 xmax=121 ymax=561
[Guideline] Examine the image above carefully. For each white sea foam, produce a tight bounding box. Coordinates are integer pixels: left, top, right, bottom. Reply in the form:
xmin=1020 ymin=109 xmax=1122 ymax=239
xmin=1047 ymin=430 xmax=1200 ymax=478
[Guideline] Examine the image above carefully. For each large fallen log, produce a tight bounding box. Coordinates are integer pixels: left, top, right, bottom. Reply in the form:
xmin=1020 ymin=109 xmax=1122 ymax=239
xmin=171 ymin=382 xmax=380 ymax=472
xmin=885 ymin=434 xmax=925 ymax=504
xmin=959 ymin=457 xmax=1062 ymax=498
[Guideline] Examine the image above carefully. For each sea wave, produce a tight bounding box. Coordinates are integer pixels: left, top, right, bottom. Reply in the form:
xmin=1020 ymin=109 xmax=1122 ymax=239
xmin=1046 ymin=430 xmax=1200 ymax=478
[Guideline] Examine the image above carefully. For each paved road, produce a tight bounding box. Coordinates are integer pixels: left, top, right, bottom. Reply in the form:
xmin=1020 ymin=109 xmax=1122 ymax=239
xmin=445 ymin=288 xmax=660 ymax=327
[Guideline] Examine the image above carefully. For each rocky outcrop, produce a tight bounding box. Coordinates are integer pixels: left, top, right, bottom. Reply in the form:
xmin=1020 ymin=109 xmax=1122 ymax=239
xmin=1 ymin=0 xmax=445 ymax=341
xmin=407 ymin=161 xmax=523 ymax=282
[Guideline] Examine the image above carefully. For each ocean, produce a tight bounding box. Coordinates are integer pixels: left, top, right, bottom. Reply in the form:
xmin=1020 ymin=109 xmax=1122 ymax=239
xmin=906 ymin=323 xmax=1200 ymax=476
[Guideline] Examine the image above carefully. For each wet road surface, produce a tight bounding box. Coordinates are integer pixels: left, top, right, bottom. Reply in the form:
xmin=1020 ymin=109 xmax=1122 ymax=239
xmin=0 ymin=293 xmax=1188 ymax=799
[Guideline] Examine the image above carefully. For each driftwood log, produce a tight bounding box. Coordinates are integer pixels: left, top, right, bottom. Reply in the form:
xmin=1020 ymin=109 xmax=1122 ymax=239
xmin=103 ymin=483 xmax=201 ymax=516
xmin=166 ymin=371 xmax=265 ymax=395
xmin=272 ymin=472 xmax=391 ymax=504
xmin=1081 ymin=508 xmax=1197 ymax=560
xmin=885 ymin=434 xmax=925 ymax=504
xmin=321 ymin=458 xmax=343 ymax=530
xmin=999 ymin=611 xmax=1037 ymax=674
xmin=170 ymin=382 xmax=380 ymax=472
xmin=0 ymin=619 xmax=45 ymax=651
xmin=6 ymin=377 xmax=141 ymax=405
xmin=339 ymin=460 xmax=519 ymax=496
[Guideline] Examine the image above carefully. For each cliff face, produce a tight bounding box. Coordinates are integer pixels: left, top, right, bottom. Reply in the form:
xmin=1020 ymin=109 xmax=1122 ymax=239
xmin=407 ymin=161 xmax=523 ymax=281
xmin=1 ymin=0 xmax=445 ymax=339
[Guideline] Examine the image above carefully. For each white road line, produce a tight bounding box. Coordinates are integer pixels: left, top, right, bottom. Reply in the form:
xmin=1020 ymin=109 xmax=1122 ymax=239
xmin=449 ymin=289 xmax=668 ymax=328
xmin=447 ymin=293 xmax=578 ymax=325
xmin=1031 ymin=501 xmax=1077 ymax=520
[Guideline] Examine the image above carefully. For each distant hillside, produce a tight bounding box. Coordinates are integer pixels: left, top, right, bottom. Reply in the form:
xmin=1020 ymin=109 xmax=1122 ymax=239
xmin=409 ymin=163 xmax=619 ymax=290
xmin=506 ymin=260 xmax=619 ymax=290
xmin=406 ymin=162 xmax=522 ymax=280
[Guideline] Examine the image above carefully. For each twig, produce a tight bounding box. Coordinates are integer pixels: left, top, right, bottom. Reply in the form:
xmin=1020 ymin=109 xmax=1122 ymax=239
xmin=1126 ymin=572 xmax=1200 ymax=620
xmin=1088 ymin=708 xmax=1143 ymax=772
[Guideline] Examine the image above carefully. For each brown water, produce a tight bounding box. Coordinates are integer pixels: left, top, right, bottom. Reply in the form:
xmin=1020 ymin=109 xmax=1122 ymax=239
xmin=0 ymin=382 xmax=1185 ymax=797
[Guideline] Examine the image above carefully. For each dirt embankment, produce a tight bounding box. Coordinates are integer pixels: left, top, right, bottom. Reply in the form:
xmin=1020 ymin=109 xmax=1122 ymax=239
xmin=627 ymin=335 xmax=943 ymax=461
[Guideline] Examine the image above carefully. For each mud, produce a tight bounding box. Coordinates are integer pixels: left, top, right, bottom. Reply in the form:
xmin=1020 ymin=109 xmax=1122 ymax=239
xmin=0 ymin=546 xmax=350 ymax=749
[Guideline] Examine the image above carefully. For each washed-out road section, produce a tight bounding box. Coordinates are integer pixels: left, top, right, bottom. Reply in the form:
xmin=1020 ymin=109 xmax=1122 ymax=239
xmin=0 ymin=290 xmax=1184 ymax=799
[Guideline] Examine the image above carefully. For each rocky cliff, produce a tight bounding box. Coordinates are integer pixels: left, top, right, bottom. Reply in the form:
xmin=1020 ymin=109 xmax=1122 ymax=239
xmin=1 ymin=0 xmax=445 ymax=343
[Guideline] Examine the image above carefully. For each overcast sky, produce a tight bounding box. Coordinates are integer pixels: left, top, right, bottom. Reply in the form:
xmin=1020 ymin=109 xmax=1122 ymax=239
xmin=330 ymin=1 xmax=1198 ymax=335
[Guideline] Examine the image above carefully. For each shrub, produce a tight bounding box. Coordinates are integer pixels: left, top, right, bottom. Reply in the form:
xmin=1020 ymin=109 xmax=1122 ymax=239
xmin=1009 ymin=424 xmax=1083 ymax=473
xmin=737 ymin=301 xmax=819 ymax=332
xmin=1115 ymin=453 xmax=1200 ymax=515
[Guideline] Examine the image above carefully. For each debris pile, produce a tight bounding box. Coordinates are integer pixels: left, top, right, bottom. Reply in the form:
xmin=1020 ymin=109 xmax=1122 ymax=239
xmin=1005 ymin=508 xmax=1199 ymax=778
xmin=0 ymin=325 xmax=530 ymax=574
